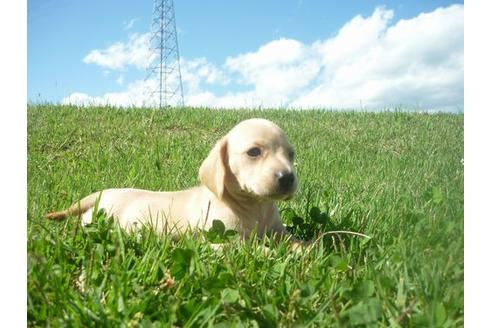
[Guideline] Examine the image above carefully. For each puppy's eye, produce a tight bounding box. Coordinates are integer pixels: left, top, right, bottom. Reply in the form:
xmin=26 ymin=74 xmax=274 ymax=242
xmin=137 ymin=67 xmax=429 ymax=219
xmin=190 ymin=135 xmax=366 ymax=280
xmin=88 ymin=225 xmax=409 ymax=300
xmin=288 ymin=150 xmax=295 ymax=161
xmin=247 ymin=147 xmax=262 ymax=157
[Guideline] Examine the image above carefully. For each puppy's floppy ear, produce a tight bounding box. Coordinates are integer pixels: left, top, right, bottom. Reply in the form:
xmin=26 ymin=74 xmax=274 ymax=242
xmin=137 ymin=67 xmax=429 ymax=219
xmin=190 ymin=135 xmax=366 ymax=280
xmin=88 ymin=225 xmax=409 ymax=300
xmin=199 ymin=137 xmax=228 ymax=199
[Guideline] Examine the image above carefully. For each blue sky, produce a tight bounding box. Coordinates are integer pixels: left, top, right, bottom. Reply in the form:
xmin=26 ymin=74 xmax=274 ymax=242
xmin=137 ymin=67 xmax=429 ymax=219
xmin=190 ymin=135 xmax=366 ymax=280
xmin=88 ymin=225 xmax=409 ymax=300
xmin=28 ymin=0 xmax=464 ymax=111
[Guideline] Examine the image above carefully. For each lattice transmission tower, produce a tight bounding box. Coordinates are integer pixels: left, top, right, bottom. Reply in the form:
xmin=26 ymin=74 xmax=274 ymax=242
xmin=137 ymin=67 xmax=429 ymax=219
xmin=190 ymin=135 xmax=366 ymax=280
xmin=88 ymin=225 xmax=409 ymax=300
xmin=146 ymin=0 xmax=184 ymax=108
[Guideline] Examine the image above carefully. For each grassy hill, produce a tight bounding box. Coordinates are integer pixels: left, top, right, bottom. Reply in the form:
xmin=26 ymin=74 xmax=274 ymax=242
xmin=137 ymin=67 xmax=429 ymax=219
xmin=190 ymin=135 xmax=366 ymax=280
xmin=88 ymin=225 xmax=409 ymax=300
xmin=27 ymin=105 xmax=463 ymax=327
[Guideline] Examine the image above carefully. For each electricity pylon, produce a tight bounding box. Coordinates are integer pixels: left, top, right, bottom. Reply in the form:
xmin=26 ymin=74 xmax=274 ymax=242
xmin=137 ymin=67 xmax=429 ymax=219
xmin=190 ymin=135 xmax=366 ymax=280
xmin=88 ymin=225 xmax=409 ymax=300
xmin=146 ymin=0 xmax=184 ymax=108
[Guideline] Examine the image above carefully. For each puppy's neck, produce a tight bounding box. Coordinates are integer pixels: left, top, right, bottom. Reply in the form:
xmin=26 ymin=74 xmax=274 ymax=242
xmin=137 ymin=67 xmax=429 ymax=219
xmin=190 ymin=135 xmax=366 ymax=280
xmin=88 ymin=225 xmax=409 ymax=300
xmin=221 ymin=187 xmax=274 ymax=213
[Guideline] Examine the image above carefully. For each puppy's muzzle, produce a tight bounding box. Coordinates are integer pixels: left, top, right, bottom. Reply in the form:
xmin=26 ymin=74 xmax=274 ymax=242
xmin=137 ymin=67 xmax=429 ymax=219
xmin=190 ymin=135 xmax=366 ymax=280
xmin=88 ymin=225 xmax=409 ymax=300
xmin=277 ymin=171 xmax=296 ymax=195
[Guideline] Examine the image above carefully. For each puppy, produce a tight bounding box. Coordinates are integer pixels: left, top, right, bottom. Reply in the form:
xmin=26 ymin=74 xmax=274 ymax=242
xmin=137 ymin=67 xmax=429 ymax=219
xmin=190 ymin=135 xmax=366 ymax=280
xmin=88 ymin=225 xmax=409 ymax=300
xmin=46 ymin=118 xmax=298 ymax=241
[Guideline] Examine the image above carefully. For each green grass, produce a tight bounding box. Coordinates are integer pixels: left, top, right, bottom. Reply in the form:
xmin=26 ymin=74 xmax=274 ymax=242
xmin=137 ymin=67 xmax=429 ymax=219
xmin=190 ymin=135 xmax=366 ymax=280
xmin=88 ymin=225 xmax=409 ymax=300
xmin=27 ymin=104 xmax=463 ymax=327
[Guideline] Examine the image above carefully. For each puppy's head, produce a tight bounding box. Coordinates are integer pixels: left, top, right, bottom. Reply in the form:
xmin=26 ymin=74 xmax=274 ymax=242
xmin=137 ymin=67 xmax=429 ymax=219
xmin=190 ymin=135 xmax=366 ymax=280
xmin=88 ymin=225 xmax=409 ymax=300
xmin=199 ymin=118 xmax=297 ymax=201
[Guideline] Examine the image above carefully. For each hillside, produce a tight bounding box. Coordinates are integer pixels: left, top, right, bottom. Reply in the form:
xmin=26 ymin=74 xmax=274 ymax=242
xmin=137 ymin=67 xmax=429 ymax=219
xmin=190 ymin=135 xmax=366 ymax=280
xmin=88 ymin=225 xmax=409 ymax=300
xmin=27 ymin=105 xmax=464 ymax=326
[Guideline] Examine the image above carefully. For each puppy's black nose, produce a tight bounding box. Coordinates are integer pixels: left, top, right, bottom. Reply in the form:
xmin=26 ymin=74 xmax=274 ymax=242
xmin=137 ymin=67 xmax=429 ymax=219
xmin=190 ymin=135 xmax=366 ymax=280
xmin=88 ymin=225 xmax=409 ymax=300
xmin=277 ymin=171 xmax=295 ymax=192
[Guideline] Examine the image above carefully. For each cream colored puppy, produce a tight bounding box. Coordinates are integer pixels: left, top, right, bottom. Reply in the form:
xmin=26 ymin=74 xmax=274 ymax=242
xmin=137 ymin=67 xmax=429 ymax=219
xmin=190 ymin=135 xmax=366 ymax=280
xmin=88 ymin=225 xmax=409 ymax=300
xmin=46 ymin=118 xmax=298 ymax=240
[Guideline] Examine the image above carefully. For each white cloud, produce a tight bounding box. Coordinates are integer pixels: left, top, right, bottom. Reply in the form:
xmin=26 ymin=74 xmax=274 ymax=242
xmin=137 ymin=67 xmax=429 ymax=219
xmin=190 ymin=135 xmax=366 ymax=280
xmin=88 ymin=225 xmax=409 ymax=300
xmin=292 ymin=5 xmax=463 ymax=110
xmin=61 ymin=92 xmax=95 ymax=107
xmin=123 ymin=18 xmax=139 ymax=31
xmin=63 ymin=80 xmax=160 ymax=107
xmin=225 ymin=39 xmax=321 ymax=106
xmin=62 ymin=55 xmax=231 ymax=107
xmin=181 ymin=57 xmax=229 ymax=94
xmin=64 ymin=56 xmax=230 ymax=107
xmin=66 ymin=4 xmax=463 ymax=111
xmin=83 ymin=33 xmax=155 ymax=70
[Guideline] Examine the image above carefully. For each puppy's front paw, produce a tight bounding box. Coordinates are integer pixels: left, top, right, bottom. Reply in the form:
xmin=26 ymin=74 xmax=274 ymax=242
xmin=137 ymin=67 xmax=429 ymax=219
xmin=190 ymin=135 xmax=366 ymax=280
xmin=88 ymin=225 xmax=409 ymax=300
xmin=210 ymin=243 xmax=224 ymax=252
xmin=289 ymin=239 xmax=312 ymax=253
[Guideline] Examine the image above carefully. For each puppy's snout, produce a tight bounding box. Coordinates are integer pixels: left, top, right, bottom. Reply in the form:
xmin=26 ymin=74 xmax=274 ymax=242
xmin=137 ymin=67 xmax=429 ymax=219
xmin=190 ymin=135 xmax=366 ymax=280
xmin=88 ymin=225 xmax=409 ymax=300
xmin=277 ymin=171 xmax=295 ymax=193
